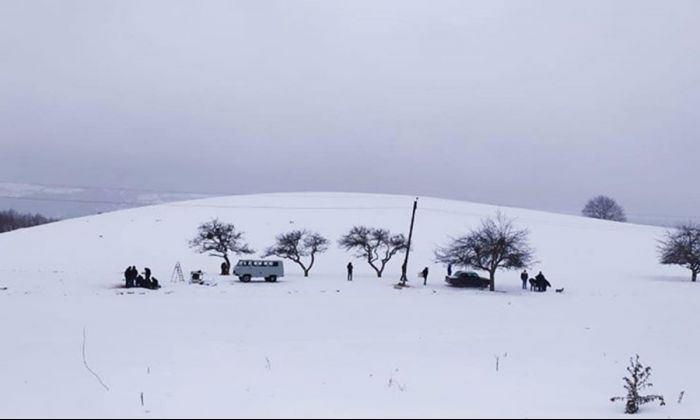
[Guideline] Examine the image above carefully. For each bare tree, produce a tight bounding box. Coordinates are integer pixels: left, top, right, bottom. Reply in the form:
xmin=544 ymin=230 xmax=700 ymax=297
xmin=262 ymin=230 xmax=329 ymax=277
xmin=435 ymin=212 xmax=534 ymax=291
xmin=659 ymin=222 xmax=700 ymax=282
xmin=582 ymin=195 xmax=628 ymax=222
xmin=338 ymin=226 xmax=408 ymax=278
xmin=189 ymin=219 xmax=254 ymax=274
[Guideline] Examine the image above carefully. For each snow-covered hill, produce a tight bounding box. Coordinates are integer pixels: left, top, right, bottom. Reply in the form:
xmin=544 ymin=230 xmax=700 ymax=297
xmin=0 ymin=193 xmax=696 ymax=418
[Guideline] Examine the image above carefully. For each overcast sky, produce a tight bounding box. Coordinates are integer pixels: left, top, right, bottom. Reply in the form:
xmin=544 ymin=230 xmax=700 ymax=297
xmin=1 ymin=0 xmax=699 ymax=223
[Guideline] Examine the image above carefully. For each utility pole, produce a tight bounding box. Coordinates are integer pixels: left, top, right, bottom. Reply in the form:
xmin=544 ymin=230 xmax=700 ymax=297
xmin=399 ymin=198 xmax=418 ymax=287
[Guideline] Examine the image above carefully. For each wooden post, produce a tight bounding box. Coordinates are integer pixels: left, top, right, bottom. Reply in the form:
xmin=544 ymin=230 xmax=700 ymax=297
xmin=399 ymin=198 xmax=418 ymax=286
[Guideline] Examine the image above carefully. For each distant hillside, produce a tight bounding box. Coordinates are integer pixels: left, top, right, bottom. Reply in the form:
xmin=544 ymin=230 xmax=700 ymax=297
xmin=0 ymin=182 xmax=210 ymax=218
xmin=0 ymin=209 xmax=57 ymax=233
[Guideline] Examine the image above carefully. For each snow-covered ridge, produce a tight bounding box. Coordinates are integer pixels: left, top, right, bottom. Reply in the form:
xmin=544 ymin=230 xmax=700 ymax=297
xmin=0 ymin=192 xmax=666 ymax=282
xmin=0 ymin=192 xmax=694 ymax=418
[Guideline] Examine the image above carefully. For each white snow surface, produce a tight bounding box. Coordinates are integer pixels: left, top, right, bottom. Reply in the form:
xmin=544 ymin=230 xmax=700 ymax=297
xmin=0 ymin=192 xmax=696 ymax=418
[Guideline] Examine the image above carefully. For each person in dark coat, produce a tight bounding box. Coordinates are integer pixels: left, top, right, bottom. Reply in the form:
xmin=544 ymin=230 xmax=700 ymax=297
xmin=421 ymin=267 xmax=429 ymax=286
xmin=535 ymin=271 xmax=545 ymax=283
xmin=135 ymin=274 xmax=145 ymax=288
xmin=131 ymin=266 xmax=139 ymax=287
xmin=535 ymin=271 xmax=551 ymax=292
xmin=124 ymin=266 xmax=134 ymax=288
xmin=520 ymin=270 xmax=529 ymax=290
xmin=144 ymin=267 xmax=152 ymax=281
xmin=221 ymin=261 xmax=230 ymax=276
xmin=347 ymin=262 xmax=354 ymax=281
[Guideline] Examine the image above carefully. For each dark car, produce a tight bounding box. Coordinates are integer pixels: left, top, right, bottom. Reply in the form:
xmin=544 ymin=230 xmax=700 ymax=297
xmin=445 ymin=271 xmax=491 ymax=288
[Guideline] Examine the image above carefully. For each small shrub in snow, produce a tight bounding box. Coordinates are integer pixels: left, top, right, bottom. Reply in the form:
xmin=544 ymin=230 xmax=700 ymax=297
xmin=610 ymin=355 xmax=665 ymax=414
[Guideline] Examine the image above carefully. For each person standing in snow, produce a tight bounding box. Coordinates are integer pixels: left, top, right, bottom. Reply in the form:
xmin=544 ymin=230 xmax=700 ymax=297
xmin=347 ymin=262 xmax=354 ymax=281
xmin=220 ymin=261 xmax=230 ymax=276
xmin=422 ymin=267 xmax=429 ymax=285
xmin=521 ymin=270 xmax=529 ymax=290
xmin=535 ymin=271 xmax=551 ymax=292
xmin=535 ymin=271 xmax=545 ymax=283
xmin=124 ymin=266 xmax=134 ymax=288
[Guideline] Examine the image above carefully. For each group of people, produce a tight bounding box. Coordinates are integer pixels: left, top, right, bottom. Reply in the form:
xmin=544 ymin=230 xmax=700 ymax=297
xmin=347 ymin=262 xmax=552 ymax=291
xmin=520 ymin=270 xmax=552 ymax=292
xmin=124 ymin=266 xmax=161 ymax=290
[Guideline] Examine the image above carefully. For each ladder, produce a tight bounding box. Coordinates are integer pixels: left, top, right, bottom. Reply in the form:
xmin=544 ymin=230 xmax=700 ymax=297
xmin=170 ymin=262 xmax=185 ymax=283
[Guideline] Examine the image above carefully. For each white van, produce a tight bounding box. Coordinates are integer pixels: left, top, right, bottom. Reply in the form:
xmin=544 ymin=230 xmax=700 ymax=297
xmin=233 ymin=259 xmax=285 ymax=283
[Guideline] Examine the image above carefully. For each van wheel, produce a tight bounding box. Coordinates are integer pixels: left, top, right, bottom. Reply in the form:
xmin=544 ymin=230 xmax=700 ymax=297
xmin=241 ymin=275 xmax=252 ymax=283
xmin=268 ymin=275 xmax=277 ymax=283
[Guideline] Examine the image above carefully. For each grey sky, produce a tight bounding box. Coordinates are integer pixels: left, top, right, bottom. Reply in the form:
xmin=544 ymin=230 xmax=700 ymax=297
xmin=1 ymin=0 xmax=699 ymax=223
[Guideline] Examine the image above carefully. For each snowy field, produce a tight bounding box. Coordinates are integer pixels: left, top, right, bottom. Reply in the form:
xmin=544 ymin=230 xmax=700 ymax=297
xmin=0 ymin=192 xmax=697 ymax=418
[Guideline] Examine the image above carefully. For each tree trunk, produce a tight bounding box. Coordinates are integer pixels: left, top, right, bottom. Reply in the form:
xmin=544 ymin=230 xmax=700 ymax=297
xmin=693 ymin=270 xmax=698 ymax=282
xmin=489 ymin=270 xmax=496 ymax=292
xmin=368 ymin=259 xmax=382 ymax=277
xmin=222 ymin=254 xmax=231 ymax=275
xmin=378 ymin=262 xmax=387 ymax=278
xmin=294 ymin=260 xmax=308 ymax=277
xmin=306 ymin=253 xmax=315 ymax=277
